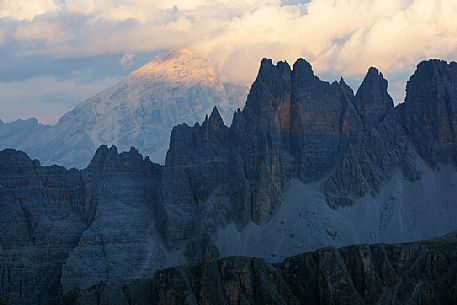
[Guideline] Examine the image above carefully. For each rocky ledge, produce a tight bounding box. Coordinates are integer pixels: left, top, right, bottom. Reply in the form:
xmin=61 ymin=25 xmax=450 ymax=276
xmin=49 ymin=232 xmax=457 ymax=305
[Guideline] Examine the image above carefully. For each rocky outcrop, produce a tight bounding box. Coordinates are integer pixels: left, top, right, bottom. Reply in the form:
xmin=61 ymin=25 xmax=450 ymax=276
xmin=325 ymin=60 xmax=457 ymax=206
xmin=353 ymin=67 xmax=394 ymax=130
xmin=323 ymin=68 xmax=398 ymax=206
xmin=0 ymin=49 xmax=246 ymax=168
xmin=400 ymin=59 xmax=457 ymax=165
xmin=0 ymin=147 xmax=164 ymax=304
xmin=288 ymin=60 xmax=361 ymax=181
xmin=48 ymin=233 xmax=457 ymax=305
xmin=161 ymin=58 xmax=367 ymax=225
xmin=61 ymin=146 xmax=164 ymax=293
xmin=324 ymin=110 xmax=422 ymax=207
xmin=0 ymin=149 xmax=93 ymax=305
xmin=2 ymin=57 xmax=457 ymax=305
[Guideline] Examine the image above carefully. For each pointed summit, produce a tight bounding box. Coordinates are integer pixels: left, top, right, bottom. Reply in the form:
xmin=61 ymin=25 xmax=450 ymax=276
xmin=366 ymin=66 xmax=381 ymax=77
xmin=129 ymin=48 xmax=219 ymax=86
xmin=202 ymin=106 xmax=226 ymax=132
xmin=208 ymin=106 xmax=225 ymax=128
xmin=87 ymin=145 xmax=117 ymax=172
xmin=354 ymin=66 xmax=394 ymax=129
xmin=338 ymin=76 xmax=355 ymax=101
xmin=292 ymin=58 xmax=315 ymax=81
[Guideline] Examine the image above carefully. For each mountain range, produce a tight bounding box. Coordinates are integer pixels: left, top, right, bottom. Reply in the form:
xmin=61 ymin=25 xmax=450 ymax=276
xmin=0 ymin=49 xmax=246 ymax=168
xmin=1 ymin=57 xmax=457 ymax=305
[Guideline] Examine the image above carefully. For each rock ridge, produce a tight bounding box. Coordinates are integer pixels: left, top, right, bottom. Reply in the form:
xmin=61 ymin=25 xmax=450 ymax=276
xmin=2 ymin=57 xmax=457 ymax=305
xmin=49 ymin=233 xmax=457 ymax=305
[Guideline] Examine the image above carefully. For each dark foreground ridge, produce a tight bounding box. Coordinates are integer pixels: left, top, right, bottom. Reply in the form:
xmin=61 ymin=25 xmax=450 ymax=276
xmin=49 ymin=232 xmax=457 ymax=305
xmin=1 ymin=58 xmax=457 ymax=305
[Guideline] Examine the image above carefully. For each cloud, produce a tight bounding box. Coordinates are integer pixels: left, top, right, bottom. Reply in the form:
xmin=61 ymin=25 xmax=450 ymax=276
xmin=0 ymin=76 xmax=120 ymax=124
xmin=3 ymin=1 xmax=457 ymax=75
xmin=14 ymin=20 xmax=66 ymax=42
xmin=118 ymin=52 xmax=137 ymax=67
xmin=0 ymin=0 xmax=59 ymax=21
xmin=2 ymin=0 xmax=457 ymax=121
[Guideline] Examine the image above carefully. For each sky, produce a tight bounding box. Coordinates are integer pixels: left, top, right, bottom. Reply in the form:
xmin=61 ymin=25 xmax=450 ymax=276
xmin=1 ymin=0 xmax=457 ymax=124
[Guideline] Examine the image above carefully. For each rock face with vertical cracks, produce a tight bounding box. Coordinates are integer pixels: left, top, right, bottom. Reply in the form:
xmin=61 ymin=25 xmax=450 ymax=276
xmin=162 ymin=58 xmax=367 ymax=227
xmin=0 ymin=149 xmax=94 ymax=305
xmin=400 ymin=60 xmax=457 ymax=165
xmin=325 ymin=60 xmax=457 ymax=206
xmin=49 ymin=232 xmax=457 ymax=305
xmin=353 ymin=67 xmax=394 ymax=130
xmin=2 ymin=58 xmax=457 ymax=305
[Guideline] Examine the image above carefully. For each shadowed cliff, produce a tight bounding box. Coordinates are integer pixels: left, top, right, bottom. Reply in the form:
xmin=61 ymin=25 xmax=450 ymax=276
xmin=1 ymin=58 xmax=457 ymax=305
xmin=49 ymin=232 xmax=457 ymax=305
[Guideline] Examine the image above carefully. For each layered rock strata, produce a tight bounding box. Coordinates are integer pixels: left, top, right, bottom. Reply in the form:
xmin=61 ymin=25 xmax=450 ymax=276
xmin=1 ymin=58 xmax=457 ymax=305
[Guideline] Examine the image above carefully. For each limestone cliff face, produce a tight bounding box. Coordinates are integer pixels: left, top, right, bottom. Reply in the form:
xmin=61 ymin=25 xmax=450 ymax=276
xmin=161 ymin=58 xmax=367 ymax=225
xmin=230 ymin=59 xmax=294 ymax=223
xmin=353 ymin=67 xmax=394 ymax=130
xmin=325 ymin=60 xmax=457 ymax=206
xmin=2 ymin=58 xmax=457 ymax=305
xmin=324 ymin=67 xmax=396 ymax=206
xmin=49 ymin=233 xmax=457 ymax=305
xmin=401 ymin=59 xmax=457 ymax=165
xmin=0 ymin=147 xmax=164 ymax=304
xmin=159 ymin=107 xmax=234 ymax=253
xmin=61 ymin=146 xmax=164 ymax=292
xmin=0 ymin=150 xmax=93 ymax=305
xmin=324 ymin=110 xmax=422 ymax=207
xmin=289 ymin=59 xmax=357 ymax=182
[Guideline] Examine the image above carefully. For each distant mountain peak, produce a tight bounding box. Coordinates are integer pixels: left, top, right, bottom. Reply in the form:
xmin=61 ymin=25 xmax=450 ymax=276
xmin=129 ymin=48 xmax=219 ymax=86
xmin=0 ymin=48 xmax=247 ymax=168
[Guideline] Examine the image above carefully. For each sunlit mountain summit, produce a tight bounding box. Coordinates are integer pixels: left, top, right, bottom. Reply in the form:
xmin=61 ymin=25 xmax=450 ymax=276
xmin=0 ymin=48 xmax=246 ymax=168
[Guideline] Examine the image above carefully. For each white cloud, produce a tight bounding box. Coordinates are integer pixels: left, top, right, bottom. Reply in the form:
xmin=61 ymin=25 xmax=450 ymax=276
xmin=14 ymin=21 xmax=67 ymax=42
xmin=0 ymin=0 xmax=59 ymax=21
xmin=2 ymin=0 xmax=457 ymax=108
xmin=118 ymin=52 xmax=136 ymax=67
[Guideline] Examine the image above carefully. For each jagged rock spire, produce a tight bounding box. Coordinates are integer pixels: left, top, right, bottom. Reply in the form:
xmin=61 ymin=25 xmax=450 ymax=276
xmin=206 ymin=106 xmax=225 ymax=129
xmin=250 ymin=58 xmax=292 ymax=107
xmin=292 ymin=58 xmax=315 ymax=81
xmin=402 ymin=59 xmax=457 ymax=164
xmin=354 ymin=67 xmax=394 ymax=129
xmin=87 ymin=144 xmax=154 ymax=172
